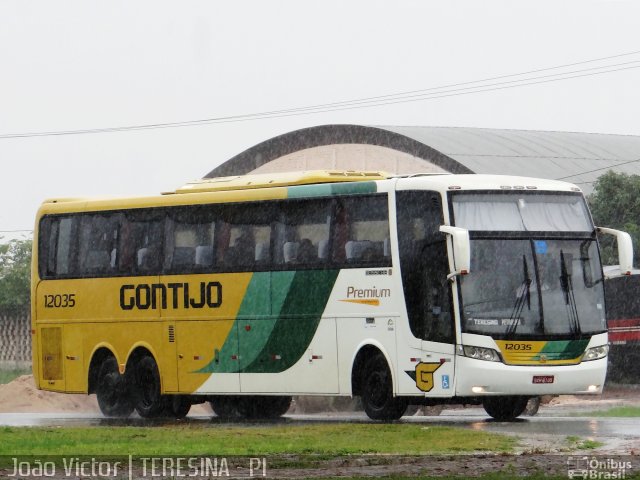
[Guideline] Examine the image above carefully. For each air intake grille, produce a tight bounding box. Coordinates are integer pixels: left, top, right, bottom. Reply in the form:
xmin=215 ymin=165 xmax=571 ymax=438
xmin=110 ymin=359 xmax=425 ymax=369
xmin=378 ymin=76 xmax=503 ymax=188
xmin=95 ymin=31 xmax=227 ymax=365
xmin=168 ymin=325 xmax=175 ymax=343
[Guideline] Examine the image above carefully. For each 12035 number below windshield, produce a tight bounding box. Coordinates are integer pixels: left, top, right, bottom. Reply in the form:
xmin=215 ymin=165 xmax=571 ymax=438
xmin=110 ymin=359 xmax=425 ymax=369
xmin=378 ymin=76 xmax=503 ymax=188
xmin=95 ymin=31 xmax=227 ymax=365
xmin=460 ymin=238 xmax=606 ymax=338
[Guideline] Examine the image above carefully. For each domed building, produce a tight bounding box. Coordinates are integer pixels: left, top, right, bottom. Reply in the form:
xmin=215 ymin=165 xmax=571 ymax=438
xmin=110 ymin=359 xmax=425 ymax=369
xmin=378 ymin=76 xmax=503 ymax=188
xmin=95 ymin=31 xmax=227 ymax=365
xmin=206 ymin=124 xmax=640 ymax=193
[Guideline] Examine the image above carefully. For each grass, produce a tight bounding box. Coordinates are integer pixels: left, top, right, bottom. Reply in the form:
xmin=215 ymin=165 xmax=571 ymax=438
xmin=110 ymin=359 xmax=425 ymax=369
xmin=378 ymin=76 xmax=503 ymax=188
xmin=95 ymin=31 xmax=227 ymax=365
xmin=308 ymin=475 xmax=640 ymax=480
xmin=573 ymin=406 xmax=640 ymax=417
xmin=565 ymin=435 xmax=604 ymax=450
xmin=0 ymin=368 xmax=30 ymax=384
xmin=0 ymin=423 xmax=515 ymax=456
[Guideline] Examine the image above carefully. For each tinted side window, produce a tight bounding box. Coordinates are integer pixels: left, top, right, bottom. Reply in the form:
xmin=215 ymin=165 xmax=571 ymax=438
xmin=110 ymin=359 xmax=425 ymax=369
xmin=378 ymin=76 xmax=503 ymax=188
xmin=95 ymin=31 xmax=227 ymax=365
xmin=165 ymin=207 xmax=217 ymax=273
xmin=39 ymin=216 xmax=78 ymax=279
xmin=118 ymin=210 xmax=164 ymax=275
xmin=275 ymin=199 xmax=332 ymax=267
xmin=217 ymin=203 xmax=274 ymax=271
xmin=333 ymin=195 xmax=391 ymax=267
xmin=77 ymin=213 xmax=120 ymax=276
xmin=396 ymin=191 xmax=453 ymax=343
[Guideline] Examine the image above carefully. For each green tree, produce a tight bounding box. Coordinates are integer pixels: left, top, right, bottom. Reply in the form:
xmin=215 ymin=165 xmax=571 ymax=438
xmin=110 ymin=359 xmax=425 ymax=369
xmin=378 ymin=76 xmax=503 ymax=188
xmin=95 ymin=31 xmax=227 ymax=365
xmin=0 ymin=238 xmax=32 ymax=314
xmin=588 ymin=171 xmax=640 ymax=266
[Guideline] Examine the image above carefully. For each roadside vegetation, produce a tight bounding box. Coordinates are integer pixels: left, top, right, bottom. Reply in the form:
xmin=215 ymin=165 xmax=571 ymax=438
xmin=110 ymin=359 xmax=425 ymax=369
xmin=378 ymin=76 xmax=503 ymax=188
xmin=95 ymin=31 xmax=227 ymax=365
xmin=574 ymin=406 xmax=640 ymax=417
xmin=0 ymin=423 xmax=515 ymax=456
xmin=0 ymin=367 xmax=29 ymax=384
xmin=565 ymin=435 xmax=604 ymax=449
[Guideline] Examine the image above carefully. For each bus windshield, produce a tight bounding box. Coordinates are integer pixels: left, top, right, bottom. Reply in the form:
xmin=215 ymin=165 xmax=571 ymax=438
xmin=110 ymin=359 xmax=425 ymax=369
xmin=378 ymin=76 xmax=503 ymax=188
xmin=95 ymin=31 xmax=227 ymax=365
xmin=452 ymin=193 xmax=593 ymax=232
xmin=452 ymin=191 xmax=605 ymax=338
xmin=459 ymin=238 xmax=606 ymax=337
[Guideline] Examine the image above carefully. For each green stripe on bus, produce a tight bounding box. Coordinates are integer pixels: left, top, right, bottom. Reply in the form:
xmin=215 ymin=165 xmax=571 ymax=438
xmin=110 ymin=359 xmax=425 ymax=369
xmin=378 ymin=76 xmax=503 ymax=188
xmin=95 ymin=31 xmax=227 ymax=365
xmin=535 ymin=339 xmax=589 ymax=360
xmin=197 ymin=270 xmax=338 ymax=374
xmin=241 ymin=269 xmax=339 ymax=373
xmin=287 ymin=182 xmax=377 ymax=198
xmin=236 ymin=271 xmax=295 ymax=370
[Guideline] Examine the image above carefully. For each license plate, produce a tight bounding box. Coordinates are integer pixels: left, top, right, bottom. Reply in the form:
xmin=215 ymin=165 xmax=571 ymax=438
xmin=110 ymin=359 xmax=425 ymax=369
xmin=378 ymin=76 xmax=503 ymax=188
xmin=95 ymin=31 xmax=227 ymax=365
xmin=532 ymin=375 xmax=554 ymax=384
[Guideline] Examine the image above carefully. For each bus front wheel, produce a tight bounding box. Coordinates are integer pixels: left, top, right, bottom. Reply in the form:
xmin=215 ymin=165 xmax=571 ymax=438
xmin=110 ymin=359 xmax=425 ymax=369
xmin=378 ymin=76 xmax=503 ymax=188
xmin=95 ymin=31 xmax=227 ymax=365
xmin=96 ymin=357 xmax=134 ymax=418
xmin=132 ymin=355 xmax=166 ymax=418
xmin=483 ymin=396 xmax=529 ymax=421
xmin=361 ymin=354 xmax=407 ymax=421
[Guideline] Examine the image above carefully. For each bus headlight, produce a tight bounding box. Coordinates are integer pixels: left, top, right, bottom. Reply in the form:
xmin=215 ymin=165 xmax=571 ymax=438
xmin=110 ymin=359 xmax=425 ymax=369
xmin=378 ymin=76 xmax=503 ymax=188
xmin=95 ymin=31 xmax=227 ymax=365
xmin=582 ymin=345 xmax=609 ymax=362
xmin=462 ymin=345 xmax=501 ymax=362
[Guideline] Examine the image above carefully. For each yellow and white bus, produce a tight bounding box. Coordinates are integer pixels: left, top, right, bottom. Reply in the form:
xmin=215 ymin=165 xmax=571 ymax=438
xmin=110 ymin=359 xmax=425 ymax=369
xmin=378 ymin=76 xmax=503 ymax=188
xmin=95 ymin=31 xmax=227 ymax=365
xmin=31 ymin=171 xmax=632 ymax=420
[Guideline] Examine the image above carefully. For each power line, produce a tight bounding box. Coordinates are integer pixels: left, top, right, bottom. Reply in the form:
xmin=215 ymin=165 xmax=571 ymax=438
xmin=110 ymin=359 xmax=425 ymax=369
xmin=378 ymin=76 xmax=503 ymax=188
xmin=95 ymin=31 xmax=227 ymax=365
xmin=305 ymin=50 xmax=640 ymax=108
xmin=1 ymin=51 xmax=640 ymax=139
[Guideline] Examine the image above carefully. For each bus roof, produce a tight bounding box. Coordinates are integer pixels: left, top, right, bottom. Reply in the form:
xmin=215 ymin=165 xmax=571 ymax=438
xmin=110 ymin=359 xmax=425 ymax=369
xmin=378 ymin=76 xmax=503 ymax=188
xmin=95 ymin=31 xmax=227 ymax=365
xmin=37 ymin=171 xmax=584 ymax=216
xmin=170 ymin=170 xmax=391 ymax=194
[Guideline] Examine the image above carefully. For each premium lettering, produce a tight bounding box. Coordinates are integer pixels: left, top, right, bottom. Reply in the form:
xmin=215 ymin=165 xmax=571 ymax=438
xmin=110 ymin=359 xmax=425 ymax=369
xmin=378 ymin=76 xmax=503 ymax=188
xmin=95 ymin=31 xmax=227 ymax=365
xmin=120 ymin=281 xmax=222 ymax=310
xmin=346 ymin=286 xmax=391 ymax=299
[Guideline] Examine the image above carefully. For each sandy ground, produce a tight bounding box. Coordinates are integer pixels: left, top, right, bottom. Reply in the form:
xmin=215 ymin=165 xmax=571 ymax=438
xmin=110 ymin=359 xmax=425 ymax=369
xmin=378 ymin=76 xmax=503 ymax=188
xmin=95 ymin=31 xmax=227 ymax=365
xmin=0 ymin=375 xmax=213 ymax=415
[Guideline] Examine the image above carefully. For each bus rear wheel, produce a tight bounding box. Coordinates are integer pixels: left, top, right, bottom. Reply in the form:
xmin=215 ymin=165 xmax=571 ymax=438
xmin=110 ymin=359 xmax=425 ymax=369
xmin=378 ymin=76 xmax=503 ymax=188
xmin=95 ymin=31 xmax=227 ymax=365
xmin=210 ymin=396 xmax=239 ymax=419
xmin=237 ymin=396 xmax=292 ymax=419
xmin=361 ymin=354 xmax=407 ymax=421
xmin=259 ymin=396 xmax=292 ymax=418
xmin=483 ymin=396 xmax=529 ymax=421
xmin=132 ymin=355 xmax=166 ymax=418
xmin=96 ymin=357 xmax=133 ymax=418
xmin=165 ymin=395 xmax=191 ymax=419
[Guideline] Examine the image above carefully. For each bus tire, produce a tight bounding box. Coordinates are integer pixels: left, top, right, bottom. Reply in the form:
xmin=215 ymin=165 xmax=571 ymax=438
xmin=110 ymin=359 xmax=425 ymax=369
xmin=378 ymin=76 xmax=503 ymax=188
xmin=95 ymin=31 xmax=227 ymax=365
xmin=260 ymin=396 xmax=292 ymax=418
xmin=483 ymin=396 xmax=529 ymax=421
xmin=132 ymin=355 xmax=166 ymax=418
xmin=236 ymin=397 xmax=260 ymax=419
xmin=210 ymin=396 xmax=239 ymax=419
xmin=166 ymin=395 xmax=191 ymax=419
xmin=234 ymin=396 xmax=291 ymax=419
xmin=361 ymin=354 xmax=407 ymax=421
xmin=96 ymin=357 xmax=134 ymax=418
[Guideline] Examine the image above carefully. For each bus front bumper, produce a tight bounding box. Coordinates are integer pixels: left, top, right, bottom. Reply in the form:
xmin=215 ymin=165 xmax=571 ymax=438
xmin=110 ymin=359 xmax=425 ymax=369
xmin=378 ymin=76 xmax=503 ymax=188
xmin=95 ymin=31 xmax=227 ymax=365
xmin=454 ymin=356 xmax=607 ymax=397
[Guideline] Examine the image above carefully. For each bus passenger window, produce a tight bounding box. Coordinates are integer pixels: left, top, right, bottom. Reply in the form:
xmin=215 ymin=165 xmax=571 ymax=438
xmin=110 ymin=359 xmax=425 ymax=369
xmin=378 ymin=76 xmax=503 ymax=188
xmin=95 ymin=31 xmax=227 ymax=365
xmin=119 ymin=211 xmax=164 ymax=276
xmin=336 ymin=195 xmax=390 ymax=267
xmin=39 ymin=216 xmax=77 ymax=278
xmin=218 ymin=203 xmax=274 ymax=271
xmin=275 ymin=199 xmax=331 ymax=268
xmin=78 ymin=213 xmax=120 ymax=276
xmin=166 ymin=207 xmax=216 ymax=273
xmin=225 ymin=226 xmax=256 ymax=267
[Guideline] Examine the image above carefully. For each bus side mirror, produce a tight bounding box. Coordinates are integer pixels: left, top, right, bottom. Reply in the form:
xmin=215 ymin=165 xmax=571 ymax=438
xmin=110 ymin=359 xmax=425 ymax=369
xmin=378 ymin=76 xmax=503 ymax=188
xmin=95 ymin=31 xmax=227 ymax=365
xmin=597 ymin=227 xmax=634 ymax=275
xmin=440 ymin=226 xmax=471 ymax=279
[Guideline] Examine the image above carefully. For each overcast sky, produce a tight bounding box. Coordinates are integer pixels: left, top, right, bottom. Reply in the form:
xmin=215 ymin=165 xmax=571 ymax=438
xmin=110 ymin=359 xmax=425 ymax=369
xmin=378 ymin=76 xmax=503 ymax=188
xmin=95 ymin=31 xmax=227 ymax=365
xmin=1 ymin=0 xmax=639 ymax=237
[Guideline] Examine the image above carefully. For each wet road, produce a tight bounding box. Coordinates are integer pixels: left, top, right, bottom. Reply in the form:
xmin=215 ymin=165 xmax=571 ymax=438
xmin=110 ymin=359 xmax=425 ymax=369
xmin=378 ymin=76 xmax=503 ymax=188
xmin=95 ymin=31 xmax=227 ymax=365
xmin=1 ymin=411 xmax=639 ymax=454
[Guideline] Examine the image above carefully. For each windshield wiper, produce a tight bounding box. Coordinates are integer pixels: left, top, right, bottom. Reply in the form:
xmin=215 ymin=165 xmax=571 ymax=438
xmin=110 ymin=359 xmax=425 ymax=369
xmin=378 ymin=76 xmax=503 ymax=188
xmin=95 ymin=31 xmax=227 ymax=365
xmin=559 ymin=250 xmax=582 ymax=338
xmin=506 ymin=255 xmax=531 ymax=337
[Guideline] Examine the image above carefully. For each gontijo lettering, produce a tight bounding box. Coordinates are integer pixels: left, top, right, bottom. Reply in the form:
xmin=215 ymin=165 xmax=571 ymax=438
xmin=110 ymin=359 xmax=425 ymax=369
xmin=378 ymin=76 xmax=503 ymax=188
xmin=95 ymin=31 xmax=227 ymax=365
xmin=120 ymin=281 xmax=222 ymax=310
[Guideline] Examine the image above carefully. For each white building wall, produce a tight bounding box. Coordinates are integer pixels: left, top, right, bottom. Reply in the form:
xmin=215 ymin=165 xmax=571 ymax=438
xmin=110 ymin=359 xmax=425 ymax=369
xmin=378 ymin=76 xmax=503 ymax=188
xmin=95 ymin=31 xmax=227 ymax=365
xmin=250 ymin=144 xmax=448 ymax=175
